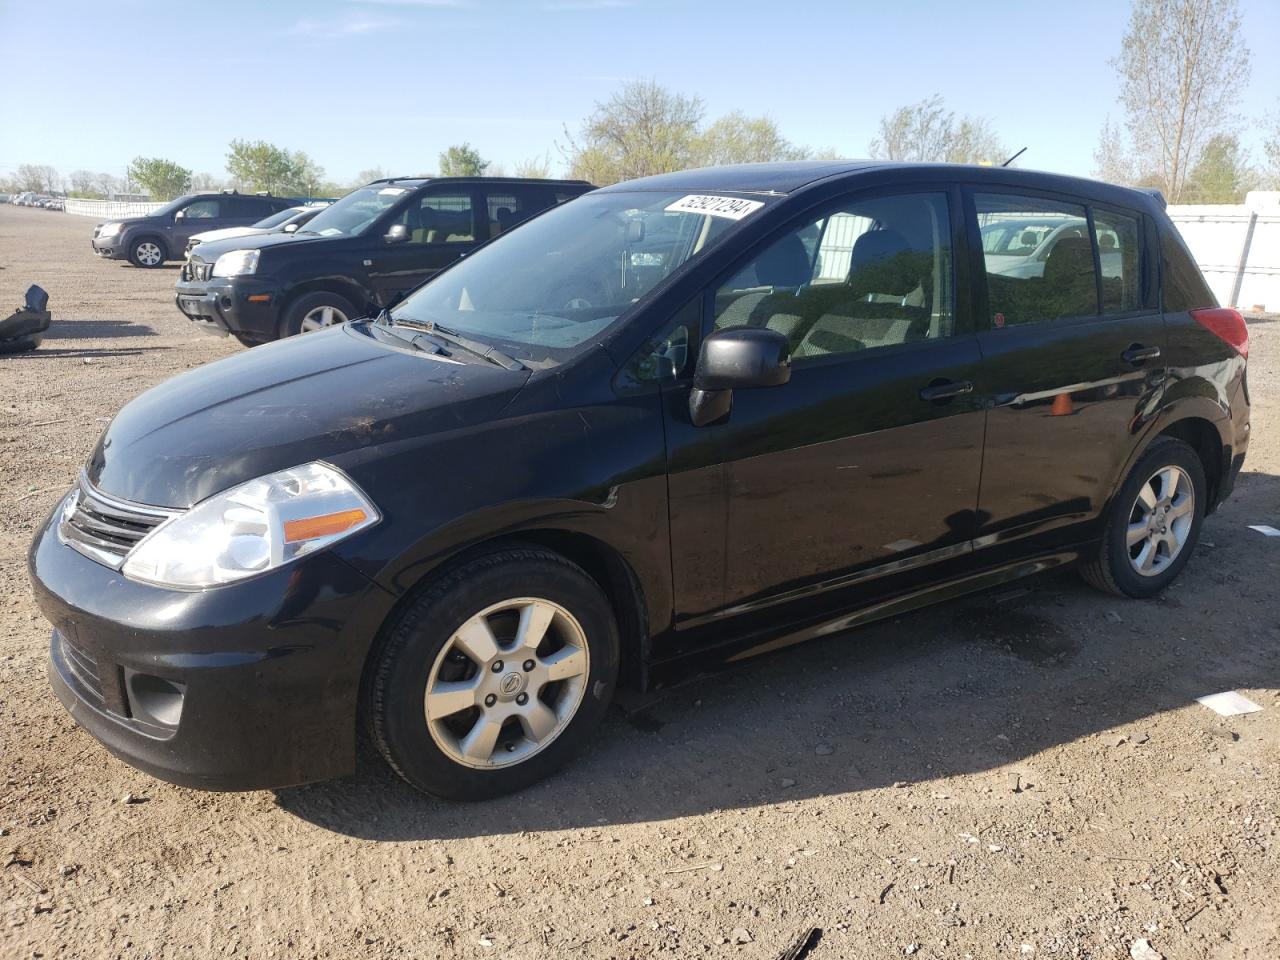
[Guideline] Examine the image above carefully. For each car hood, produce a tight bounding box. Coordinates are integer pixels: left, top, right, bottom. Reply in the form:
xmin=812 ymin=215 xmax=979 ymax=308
xmin=190 ymin=226 xmax=264 ymax=245
xmin=190 ymin=229 xmax=332 ymax=262
xmin=87 ymin=324 xmax=529 ymax=508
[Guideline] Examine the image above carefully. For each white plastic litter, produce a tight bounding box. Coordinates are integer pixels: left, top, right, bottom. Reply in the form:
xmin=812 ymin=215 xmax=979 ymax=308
xmin=1196 ymin=691 xmax=1264 ymax=717
xmin=1247 ymin=524 xmax=1280 ymax=537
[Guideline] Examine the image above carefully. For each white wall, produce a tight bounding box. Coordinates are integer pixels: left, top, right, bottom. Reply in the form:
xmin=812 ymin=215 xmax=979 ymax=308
xmin=1167 ymin=192 xmax=1279 ymax=313
xmin=63 ymin=198 xmax=166 ymax=219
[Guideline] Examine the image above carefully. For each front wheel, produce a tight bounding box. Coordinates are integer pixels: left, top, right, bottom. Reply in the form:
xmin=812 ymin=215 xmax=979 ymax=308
xmin=128 ymin=237 xmax=165 ymax=268
xmin=367 ymin=546 xmax=619 ymax=800
xmin=1080 ymin=437 xmax=1206 ymax=598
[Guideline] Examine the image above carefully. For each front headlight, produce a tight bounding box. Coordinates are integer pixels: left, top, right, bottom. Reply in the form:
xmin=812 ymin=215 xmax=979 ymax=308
xmin=211 ymin=249 xmax=260 ymax=277
xmin=122 ymin=462 xmax=379 ymax=589
xmin=98 ymin=222 xmax=122 ymax=238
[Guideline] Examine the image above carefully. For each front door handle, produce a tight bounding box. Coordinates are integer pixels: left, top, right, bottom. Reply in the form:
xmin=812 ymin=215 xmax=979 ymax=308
xmin=919 ymin=379 xmax=974 ymax=403
xmin=1121 ymin=344 xmax=1161 ymax=365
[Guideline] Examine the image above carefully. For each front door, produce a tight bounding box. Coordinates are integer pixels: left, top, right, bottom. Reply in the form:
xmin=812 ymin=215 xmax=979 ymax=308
xmin=171 ymin=197 xmax=227 ymax=249
xmin=667 ymin=188 xmax=987 ymax=621
xmin=968 ymin=189 xmax=1164 ymax=547
xmin=365 ymin=188 xmax=481 ymax=307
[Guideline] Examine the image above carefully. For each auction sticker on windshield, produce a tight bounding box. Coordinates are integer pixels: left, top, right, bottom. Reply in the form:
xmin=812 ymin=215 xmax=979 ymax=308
xmin=665 ymin=195 xmax=764 ymax=220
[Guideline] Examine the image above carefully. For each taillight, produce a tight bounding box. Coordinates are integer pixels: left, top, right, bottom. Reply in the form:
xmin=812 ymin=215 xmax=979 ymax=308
xmin=1191 ymin=307 xmax=1248 ymax=358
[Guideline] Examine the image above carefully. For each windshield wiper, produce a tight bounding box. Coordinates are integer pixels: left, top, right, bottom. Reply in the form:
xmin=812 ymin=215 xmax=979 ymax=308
xmin=392 ymin=318 xmax=526 ymax=371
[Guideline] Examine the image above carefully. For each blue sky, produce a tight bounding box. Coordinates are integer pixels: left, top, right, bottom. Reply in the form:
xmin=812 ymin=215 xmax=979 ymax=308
xmin=1 ymin=0 xmax=1277 ymax=184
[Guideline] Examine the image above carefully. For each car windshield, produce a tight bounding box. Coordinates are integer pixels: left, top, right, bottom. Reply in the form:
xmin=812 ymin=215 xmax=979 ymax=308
xmin=252 ymin=207 xmax=305 ymax=229
xmin=297 ymin=185 xmax=413 ymax=237
xmin=148 ymin=195 xmax=196 ymax=218
xmin=390 ymin=190 xmax=769 ymax=365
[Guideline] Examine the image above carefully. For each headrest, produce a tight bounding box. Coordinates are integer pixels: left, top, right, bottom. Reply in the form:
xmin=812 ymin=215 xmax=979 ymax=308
xmin=849 ymin=229 xmax=911 ymax=277
xmin=1043 ymin=236 xmax=1094 ymax=283
xmin=752 ymin=234 xmax=811 ymax=288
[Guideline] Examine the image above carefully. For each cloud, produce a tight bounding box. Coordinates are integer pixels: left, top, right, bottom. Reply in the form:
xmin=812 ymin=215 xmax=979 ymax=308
xmin=288 ymin=14 xmax=401 ymax=37
xmin=541 ymin=0 xmax=634 ymax=8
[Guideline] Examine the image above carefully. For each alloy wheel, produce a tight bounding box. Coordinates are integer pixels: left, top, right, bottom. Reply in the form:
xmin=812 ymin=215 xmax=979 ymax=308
xmin=300 ymin=304 xmax=349 ymax=332
xmin=135 ymin=242 xmax=162 ymax=266
xmin=424 ymin=598 xmax=590 ymax=769
xmin=1126 ymin=464 xmax=1195 ymax=577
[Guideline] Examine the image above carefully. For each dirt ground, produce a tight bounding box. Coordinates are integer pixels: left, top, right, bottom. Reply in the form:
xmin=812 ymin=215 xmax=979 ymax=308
xmin=1 ymin=204 xmax=1277 ymax=960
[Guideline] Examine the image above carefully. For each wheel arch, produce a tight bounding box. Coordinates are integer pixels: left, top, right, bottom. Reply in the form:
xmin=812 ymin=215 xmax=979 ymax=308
xmin=358 ymin=529 xmax=652 ymax=703
xmin=1115 ymin=401 xmax=1230 ymax=516
xmin=277 ymin=279 xmax=371 ymax=335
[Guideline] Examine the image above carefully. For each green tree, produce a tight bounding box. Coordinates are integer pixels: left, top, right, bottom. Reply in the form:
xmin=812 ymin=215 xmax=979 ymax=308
xmin=563 ymin=79 xmax=704 ymax=185
xmin=126 ymin=156 xmax=192 ymax=200
xmin=1182 ymin=134 xmax=1256 ymax=203
xmin=1109 ymin=0 xmax=1250 ymax=202
xmin=438 ymin=143 xmax=489 ymax=177
xmin=1264 ymin=104 xmax=1280 ymax=188
xmin=226 ymin=139 xmax=299 ymax=194
xmin=694 ymin=112 xmax=809 ymax=166
xmin=289 ymin=150 xmax=326 ymax=197
xmin=869 ymin=95 xmax=1006 ymax=164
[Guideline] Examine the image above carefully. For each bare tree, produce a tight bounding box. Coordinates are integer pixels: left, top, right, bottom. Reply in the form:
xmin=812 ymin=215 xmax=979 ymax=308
xmin=869 ymin=95 xmax=1006 ymax=164
xmin=693 ymin=112 xmax=809 ymax=166
xmin=1264 ymin=103 xmax=1280 ymax=188
xmin=562 ymin=79 xmax=704 ymax=185
xmin=512 ymin=155 xmax=553 ymax=179
xmin=1112 ymin=0 xmax=1250 ymax=202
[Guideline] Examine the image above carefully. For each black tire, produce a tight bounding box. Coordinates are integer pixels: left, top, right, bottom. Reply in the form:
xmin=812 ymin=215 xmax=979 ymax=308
xmin=127 ymin=236 xmax=166 ymax=268
xmin=279 ymin=291 xmax=357 ymax=339
xmin=0 ymin=334 xmax=42 ymax=355
xmin=1080 ymin=437 xmax=1206 ymax=598
xmin=367 ymin=546 xmax=620 ymax=801
xmin=233 ymin=333 xmax=263 ymax=348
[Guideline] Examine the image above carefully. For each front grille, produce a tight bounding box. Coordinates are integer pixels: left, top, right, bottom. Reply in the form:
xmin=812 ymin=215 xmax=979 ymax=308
xmin=58 ymin=475 xmax=180 ymax=569
xmin=183 ymin=260 xmax=212 ymax=282
xmin=58 ymin=630 xmax=104 ymax=704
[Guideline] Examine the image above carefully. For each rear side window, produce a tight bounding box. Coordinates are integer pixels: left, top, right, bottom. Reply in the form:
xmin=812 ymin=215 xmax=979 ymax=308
xmin=976 ymin=193 xmax=1097 ymax=327
xmin=1161 ymin=224 xmax=1216 ymax=312
xmin=712 ymin=192 xmax=954 ymax=361
xmin=1093 ymin=209 xmax=1142 ymax=314
xmin=485 ymin=188 xmax=550 ymax=238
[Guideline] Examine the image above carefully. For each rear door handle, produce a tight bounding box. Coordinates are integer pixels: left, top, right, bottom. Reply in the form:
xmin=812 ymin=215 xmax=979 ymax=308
xmin=1121 ymin=344 xmax=1161 ymax=365
xmin=919 ymin=379 xmax=974 ymax=403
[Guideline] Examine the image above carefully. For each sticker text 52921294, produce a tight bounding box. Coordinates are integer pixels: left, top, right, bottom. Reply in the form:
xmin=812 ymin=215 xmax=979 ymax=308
xmin=665 ymin=195 xmax=765 ymax=221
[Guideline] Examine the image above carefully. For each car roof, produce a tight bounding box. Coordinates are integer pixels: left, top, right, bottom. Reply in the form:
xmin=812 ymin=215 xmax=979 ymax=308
xmin=594 ymin=160 xmax=1159 ymax=209
xmin=364 ymin=176 xmax=592 ymax=188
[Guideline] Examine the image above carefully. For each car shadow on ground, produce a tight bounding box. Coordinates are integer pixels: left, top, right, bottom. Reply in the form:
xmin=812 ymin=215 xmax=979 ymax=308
xmin=275 ymin=470 xmax=1280 ymax=840
xmin=11 ymin=345 xmax=172 ymax=360
xmin=42 ymin=319 xmax=158 ymax=339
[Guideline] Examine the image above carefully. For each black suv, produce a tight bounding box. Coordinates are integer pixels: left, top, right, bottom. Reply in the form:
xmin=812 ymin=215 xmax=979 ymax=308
xmin=174 ymin=177 xmax=593 ymax=345
xmin=91 ymin=192 xmax=295 ymax=267
xmin=31 ymin=161 xmax=1248 ymax=800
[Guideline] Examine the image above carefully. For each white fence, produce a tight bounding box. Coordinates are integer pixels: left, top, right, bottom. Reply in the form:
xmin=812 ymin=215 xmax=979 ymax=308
xmin=63 ymin=198 xmax=166 ymax=219
xmin=1168 ymin=191 xmax=1279 ymax=313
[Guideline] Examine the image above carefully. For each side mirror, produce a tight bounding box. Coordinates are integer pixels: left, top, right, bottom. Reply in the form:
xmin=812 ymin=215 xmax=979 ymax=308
xmin=283 ymin=223 xmax=299 ymax=233
xmin=173 ymin=209 xmax=186 ymax=220
xmin=384 ymin=223 xmax=410 ymax=244
xmin=689 ymin=327 xmax=791 ymax=427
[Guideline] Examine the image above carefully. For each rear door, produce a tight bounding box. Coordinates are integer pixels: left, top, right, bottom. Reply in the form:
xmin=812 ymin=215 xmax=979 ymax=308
xmin=364 ymin=186 xmax=481 ymax=307
xmin=665 ymin=186 xmax=988 ymax=621
xmin=968 ymin=187 xmax=1164 ymax=548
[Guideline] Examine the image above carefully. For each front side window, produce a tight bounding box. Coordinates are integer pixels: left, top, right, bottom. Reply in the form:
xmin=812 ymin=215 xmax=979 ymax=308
xmin=713 ymin=192 xmax=954 ymax=361
xmin=400 ymin=192 xmax=475 ymax=244
xmin=391 ymin=190 xmax=766 ymax=365
xmin=977 ymin=193 xmax=1097 ymax=327
xmin=1093 ymin=208 xmax=1142 ymax=314
xmin=183 ymin=199 xmax=220 ymax=219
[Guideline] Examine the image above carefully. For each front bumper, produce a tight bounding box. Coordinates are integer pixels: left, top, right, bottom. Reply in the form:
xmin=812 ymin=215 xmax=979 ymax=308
xmin=91 ymin=234 xmax=126 ymax=259
xmin=174 ymin=276 xmax=282 ymax=343
xmin=29 ymin=502 xmax=396 ymax=791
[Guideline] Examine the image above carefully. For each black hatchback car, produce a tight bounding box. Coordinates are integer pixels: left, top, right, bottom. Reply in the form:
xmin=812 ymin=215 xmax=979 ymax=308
xmin=31 ymin=161 xmax=1249 ymax=800
xmin=91 ymin=192 xmax=296 ymax=267
xmin=175 ymin=176 xmax=593 ymax=345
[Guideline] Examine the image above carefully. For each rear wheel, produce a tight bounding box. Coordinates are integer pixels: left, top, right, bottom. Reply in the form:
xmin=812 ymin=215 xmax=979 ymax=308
xmin=128 ymin=237 xmax=165 ymax=268
xmin=1080 ymin=437 xmax=1205 ymax=598
xmin=367 ymin=546 xmax=619 ymax=800
xmin=280 ymin=291 xmax=356 ymax=339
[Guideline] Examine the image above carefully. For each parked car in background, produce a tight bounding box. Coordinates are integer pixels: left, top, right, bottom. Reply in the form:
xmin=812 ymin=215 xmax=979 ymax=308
xmin=981 ymin=215 xmax=1125 ymax=280
xmin=184 ymin=204 xmax=331 ymax=257
xmin=31 ymin=161 xmax=1248 ymax=800
xmin=174 ymin=176 xmax=592 ymax=345
xmin=0 ymin=194 xmax=11 ymax=204
xmin=92 ymin=192 xmax=296 ymax=267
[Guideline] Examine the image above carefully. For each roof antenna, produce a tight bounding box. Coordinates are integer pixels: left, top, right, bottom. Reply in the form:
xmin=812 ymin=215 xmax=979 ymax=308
xmin=1001 ymin=147 xmax=1027 ymax=168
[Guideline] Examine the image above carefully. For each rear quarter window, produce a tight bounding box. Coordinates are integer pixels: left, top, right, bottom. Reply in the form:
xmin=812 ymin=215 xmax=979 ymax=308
xmin=1160 ymin=223 xmax=1216 ymax=312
